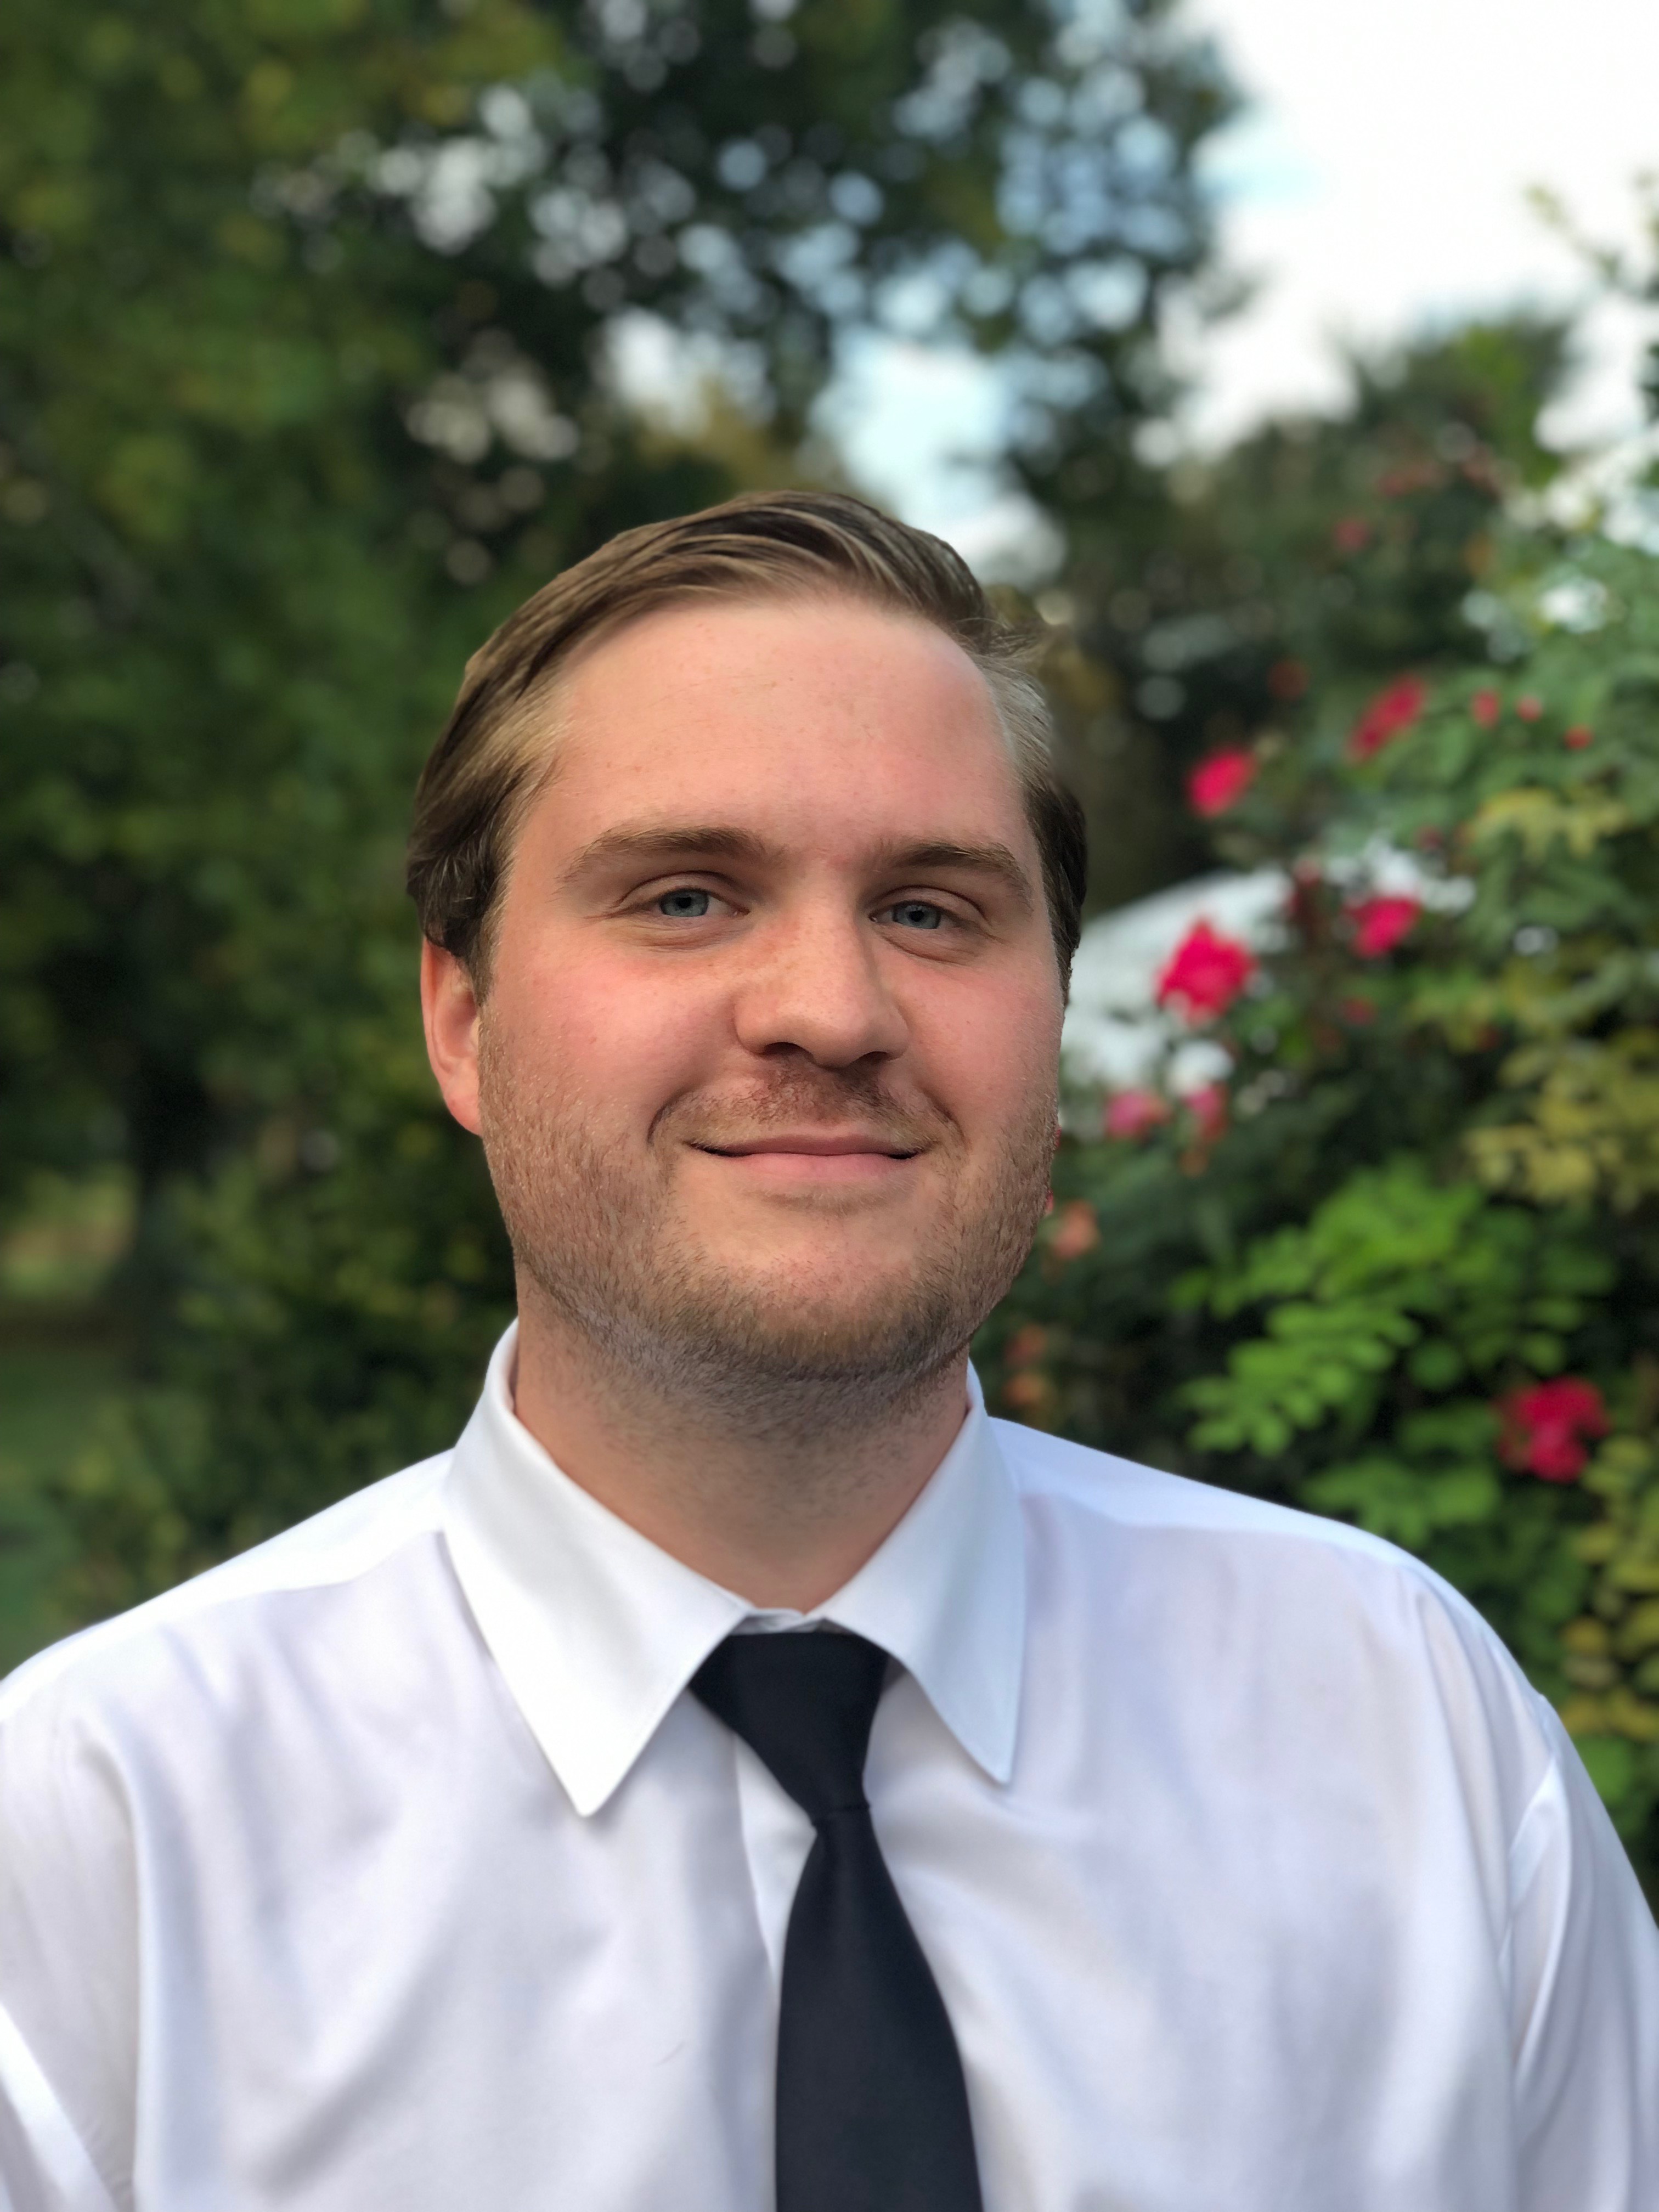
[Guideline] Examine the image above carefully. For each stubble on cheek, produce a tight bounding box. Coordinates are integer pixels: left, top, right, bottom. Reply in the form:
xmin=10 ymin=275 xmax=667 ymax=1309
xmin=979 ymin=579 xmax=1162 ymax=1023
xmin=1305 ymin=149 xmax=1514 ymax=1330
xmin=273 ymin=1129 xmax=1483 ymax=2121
xmin=476 ymin=1009 xmax=652 ymax=1290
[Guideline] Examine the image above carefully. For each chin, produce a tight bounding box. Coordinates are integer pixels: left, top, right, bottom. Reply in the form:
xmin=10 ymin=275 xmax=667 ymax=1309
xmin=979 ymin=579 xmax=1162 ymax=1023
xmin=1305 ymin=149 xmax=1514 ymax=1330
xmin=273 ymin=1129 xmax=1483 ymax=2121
xmin=708 ymin=1245 xmax=922 ymax=1313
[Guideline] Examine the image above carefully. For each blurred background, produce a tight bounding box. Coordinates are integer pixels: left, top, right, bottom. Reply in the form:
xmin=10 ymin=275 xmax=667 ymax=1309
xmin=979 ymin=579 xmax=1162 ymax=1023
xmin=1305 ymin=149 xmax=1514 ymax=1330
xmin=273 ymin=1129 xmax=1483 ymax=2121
xmin=4 ymin=0 xmax=1659 ymax=1892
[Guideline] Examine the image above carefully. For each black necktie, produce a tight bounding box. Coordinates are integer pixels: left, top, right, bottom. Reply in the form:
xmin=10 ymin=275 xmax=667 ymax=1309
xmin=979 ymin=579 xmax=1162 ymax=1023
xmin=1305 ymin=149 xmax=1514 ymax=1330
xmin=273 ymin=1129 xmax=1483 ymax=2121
xmin=691 ymin=1630 xmax=984 ymax=2212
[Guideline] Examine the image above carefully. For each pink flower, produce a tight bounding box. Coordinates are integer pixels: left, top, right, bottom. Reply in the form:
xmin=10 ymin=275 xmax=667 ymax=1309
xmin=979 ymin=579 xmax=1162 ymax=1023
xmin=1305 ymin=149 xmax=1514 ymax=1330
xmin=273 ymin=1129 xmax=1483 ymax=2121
xmin=1184 ymin=1083 xmax=1228 ymax=1144
xmin=1350 ymin=675 xmax=1428 ymax=761
xmin=1332 ymin=516 xmax=1372 ymax=554
xmin=1499 ymin=1379 xmax=1609 ymax=1482
xmin=1047 ymin=1198 xmax=1102 ymax=1261
xmin=1155 ymin=921 xmax=1256 ymax=1022
xmin=1564 ymin=724 xmax=1593 ymax=751
xmin=1103 ymin=1089 xmax=1170 ymax=1140
xmin=1516 ymin=694 xmax=1543 ymax=722
xmin=1378 ymin=462 xmax=1441 ymax=497
xmin=1187 ymin=748 xmax=1257 ymax=817
xmin=1349 ymin=895 xmax=1420 ymax=960
xmin=1002 ymin=1371 xmax=1053 ymax=1415
xmin=1471 ymin=689 xmax=1502 ymax=729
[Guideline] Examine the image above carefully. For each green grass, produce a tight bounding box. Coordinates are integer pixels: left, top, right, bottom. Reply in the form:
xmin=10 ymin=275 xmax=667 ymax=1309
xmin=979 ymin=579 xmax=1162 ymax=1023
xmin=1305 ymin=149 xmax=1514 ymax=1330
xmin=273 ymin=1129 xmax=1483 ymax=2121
xmin=0 ymin=1329 xmax=123 ymax=1675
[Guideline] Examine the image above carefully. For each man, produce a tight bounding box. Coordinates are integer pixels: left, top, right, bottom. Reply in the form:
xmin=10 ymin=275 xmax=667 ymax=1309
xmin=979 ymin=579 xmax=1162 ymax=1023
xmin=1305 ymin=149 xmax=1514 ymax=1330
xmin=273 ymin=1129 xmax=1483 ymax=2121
xmin=1 ymin=491 xmax=1655 ymax=2211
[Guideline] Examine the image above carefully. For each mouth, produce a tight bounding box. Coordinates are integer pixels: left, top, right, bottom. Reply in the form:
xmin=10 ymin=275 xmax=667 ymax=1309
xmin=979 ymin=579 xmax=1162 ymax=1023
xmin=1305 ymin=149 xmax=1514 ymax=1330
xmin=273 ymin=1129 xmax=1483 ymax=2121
xmin=697 ymin=1133 xmax=921 ymax=1159
xmin=690 ymin=1132 xmax=923 ymax=1185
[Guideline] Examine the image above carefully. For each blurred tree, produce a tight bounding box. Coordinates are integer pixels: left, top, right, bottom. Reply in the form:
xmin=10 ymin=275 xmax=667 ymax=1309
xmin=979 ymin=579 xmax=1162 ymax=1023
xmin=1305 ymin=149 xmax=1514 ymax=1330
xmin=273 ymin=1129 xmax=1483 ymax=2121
xmin=1043 ymin=312 xmax=1581 ymax=909
xmin=0 ymin=0 xmax=1235 ymax=1602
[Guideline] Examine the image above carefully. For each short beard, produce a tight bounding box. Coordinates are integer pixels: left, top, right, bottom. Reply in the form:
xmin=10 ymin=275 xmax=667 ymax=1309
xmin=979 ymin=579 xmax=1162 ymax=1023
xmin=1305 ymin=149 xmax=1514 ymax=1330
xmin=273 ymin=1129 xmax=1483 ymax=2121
xmin=477 ymin=1030 xmax=1056 ymax=1449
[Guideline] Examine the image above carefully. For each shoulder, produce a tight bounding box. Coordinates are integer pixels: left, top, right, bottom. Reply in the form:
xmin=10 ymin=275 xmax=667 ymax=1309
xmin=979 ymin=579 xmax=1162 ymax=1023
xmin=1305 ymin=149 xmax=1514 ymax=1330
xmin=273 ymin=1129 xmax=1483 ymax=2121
xmin=991 ymin=1416 xmax=1551 ymax=1765
xmin=996 ymin=1412 xmax=1479 ymax=1592
xmin=0 ymin=1451 xmax=453 ymax=1739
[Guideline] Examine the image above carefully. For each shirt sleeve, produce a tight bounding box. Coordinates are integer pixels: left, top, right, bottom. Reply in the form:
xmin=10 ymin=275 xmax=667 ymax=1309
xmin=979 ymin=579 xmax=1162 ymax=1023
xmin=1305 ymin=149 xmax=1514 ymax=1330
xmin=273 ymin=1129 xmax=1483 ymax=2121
xmin=0 ymin=1678 xmax=136 ymax=2212
xmin=1506 ymin=1699 xmax=1659 ymax=2211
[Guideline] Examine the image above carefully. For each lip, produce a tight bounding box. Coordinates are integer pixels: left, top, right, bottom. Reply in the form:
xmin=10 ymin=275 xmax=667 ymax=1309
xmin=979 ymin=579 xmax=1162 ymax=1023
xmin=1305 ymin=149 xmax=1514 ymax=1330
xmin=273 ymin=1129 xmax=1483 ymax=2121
xmin=697 ymin=1133 xmax=919 ymax=1159
xmin=690 ymin=1133 xmax=922 ymax=1186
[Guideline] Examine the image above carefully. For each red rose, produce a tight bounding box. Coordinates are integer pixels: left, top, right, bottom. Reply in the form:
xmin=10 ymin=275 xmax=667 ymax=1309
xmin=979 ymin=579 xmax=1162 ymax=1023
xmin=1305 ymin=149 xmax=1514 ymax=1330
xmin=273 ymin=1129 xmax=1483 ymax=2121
xmin=1187 ymin=748 xmax=1257 ymax=817
xmin=1349 ymin=675 xmax=1427 ymax=760
xmin=1349 ymin=894 xmax=1420 ymax=959
xmin=1103 ymin=1089 xmax=1170 ymax=1140
xmin=1498 ymin=1378 xmax=1609 ymax=1482
xmin=1155 ymin=921 xmax=1256 ymax=1022
xmin=1515 ymin=695 xmax=1543 ymax=721
xmin=1564 ymin=724 xmax=1593 ymax=750
xmin=1332 ymin=516 xmax=1372 ymax=554
xmin=1471 ymin=689 xmax=1501 ymax=728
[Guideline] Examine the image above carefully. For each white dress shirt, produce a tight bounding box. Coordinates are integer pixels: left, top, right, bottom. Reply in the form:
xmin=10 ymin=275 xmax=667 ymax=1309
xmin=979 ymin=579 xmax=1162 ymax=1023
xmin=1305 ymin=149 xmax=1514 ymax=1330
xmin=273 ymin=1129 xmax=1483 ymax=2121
xmin=2 ymin=1324 xmax=1656 ymax=2211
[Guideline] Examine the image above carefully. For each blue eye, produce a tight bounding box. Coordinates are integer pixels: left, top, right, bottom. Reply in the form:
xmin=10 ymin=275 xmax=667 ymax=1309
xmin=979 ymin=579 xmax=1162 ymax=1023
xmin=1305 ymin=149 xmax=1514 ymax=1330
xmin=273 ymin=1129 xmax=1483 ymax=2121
xmin=886 ymin=901 xmax=945 ymax=930
xmin=657 ymin=888 xmax=712 ymax=918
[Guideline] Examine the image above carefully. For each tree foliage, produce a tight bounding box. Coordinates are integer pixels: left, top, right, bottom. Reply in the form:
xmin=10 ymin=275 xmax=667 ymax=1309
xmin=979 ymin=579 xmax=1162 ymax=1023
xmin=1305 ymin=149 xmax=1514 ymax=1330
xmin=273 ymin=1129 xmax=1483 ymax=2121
xmin=1043 ymin=312 xmax=1580 ymax=907
xmin=0 ymin=0 xmax=1233 ymax=1600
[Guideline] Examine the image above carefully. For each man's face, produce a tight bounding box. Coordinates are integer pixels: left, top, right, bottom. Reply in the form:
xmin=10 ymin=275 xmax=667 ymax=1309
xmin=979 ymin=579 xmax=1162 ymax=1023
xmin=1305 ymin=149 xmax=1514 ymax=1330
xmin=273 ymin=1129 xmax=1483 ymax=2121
xmin=422 ymin=594 xmax=1065 ymax=1413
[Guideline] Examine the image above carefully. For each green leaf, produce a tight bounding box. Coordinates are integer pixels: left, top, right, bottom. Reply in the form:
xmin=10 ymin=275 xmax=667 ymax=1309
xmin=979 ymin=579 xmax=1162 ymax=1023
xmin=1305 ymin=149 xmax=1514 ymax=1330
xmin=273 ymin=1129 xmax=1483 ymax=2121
xmin=1575 ymin=1736 xmax=1637 ymax=1816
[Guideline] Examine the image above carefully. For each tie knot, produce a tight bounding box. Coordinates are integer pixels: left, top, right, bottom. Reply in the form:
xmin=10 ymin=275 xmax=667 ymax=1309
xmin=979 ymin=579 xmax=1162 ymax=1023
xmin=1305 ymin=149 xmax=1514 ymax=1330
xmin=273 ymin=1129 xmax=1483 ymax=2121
xmin=691 ymin=1630 xmax=890 ymax=1825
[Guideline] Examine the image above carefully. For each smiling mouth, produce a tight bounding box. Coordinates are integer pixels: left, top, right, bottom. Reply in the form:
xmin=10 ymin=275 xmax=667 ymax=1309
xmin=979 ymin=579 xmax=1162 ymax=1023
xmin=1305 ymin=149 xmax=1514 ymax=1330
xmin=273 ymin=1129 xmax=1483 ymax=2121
xmin=695 ymin=1135 xmax=922 ymax=1160
xmin=689 ymin=1135 xmax=924 ymax=1186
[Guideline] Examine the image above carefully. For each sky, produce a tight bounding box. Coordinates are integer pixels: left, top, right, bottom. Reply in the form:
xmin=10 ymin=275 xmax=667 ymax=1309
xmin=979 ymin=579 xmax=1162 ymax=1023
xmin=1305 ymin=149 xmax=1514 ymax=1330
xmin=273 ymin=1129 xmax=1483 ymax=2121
xmin=831 ymin=0 xmax=1659 ymax=566
xmin=1183 ymin=0 xmax=1659 ymax=449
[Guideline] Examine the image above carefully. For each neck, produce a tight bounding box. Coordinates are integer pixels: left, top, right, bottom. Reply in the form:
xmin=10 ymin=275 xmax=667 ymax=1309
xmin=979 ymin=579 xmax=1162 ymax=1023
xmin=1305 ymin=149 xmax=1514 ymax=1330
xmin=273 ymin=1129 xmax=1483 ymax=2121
xmin=508 ymin=1284 xmax=972 ymax=1612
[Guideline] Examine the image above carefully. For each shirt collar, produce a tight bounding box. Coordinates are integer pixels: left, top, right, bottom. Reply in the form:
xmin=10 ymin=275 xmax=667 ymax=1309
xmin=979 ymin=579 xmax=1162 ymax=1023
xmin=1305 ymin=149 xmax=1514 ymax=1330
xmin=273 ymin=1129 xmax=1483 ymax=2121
xmin=442 ymin=1325 xmax=1026 ymax=1816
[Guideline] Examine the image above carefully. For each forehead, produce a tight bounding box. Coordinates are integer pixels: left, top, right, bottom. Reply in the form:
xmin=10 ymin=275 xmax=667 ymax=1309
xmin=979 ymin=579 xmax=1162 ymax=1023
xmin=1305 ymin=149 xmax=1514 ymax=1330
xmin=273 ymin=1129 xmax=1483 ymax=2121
xmin=532 ymin=594 xmax=1030 ymax=859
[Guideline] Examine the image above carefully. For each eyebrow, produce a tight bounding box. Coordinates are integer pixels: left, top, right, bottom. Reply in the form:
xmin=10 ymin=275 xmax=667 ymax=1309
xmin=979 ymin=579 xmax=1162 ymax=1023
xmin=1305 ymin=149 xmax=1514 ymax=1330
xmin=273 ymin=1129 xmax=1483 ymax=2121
xmin=870 ymin=839 xmax=1036 ymax=912
xmin=563 ymin=824 xmax=777 ymax=881
xmin=562 ymin=823 xmax=1036 ymax=911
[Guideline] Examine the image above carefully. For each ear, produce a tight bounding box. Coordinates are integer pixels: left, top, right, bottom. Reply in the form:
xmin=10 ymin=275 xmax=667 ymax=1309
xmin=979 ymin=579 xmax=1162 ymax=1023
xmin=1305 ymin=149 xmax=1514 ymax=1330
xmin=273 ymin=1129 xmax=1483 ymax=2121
xmin=420 ymin=940 xmax=484 ymax=1136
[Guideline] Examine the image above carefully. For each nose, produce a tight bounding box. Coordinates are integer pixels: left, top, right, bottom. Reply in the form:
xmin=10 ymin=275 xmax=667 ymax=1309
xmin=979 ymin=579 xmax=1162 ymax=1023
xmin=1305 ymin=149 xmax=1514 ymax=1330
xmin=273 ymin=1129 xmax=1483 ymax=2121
xmin=730 ymin=902 xmax=911 ymax=1069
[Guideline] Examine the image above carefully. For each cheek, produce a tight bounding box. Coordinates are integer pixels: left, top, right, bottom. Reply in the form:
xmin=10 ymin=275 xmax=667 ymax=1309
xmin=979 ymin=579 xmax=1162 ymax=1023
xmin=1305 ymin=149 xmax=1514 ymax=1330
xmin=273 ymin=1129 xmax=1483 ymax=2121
xmin=911 ymin=975 xmax=1062 ymax=1131
xmin=498 ymin=947 xmax=729 ymax=1117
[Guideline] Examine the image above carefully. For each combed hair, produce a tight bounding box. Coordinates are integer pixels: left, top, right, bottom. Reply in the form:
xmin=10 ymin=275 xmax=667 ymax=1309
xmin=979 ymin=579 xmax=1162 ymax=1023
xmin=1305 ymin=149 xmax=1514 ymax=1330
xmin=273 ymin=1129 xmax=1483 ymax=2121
xmin=407 ymin=489 xmax=1087 ymax=984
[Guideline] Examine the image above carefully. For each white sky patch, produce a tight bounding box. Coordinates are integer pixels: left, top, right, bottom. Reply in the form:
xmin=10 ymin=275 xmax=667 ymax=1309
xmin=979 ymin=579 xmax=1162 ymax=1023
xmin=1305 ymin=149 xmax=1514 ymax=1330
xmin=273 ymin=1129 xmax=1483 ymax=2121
xmin=1180 ymin=0 xmax=1659 ymax=452
xmin=836 ymin=0 xmax=1659 ymax=561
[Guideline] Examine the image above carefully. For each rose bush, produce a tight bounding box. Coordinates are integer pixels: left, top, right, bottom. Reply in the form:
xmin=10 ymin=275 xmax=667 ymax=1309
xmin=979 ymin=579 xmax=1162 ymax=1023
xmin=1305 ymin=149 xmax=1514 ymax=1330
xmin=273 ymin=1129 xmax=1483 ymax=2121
xmin=985 ymin=528 xmax=1659 ymax=1895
